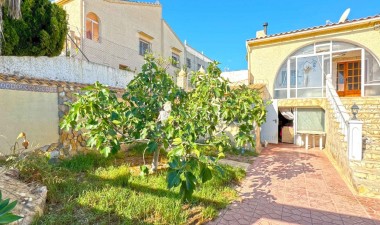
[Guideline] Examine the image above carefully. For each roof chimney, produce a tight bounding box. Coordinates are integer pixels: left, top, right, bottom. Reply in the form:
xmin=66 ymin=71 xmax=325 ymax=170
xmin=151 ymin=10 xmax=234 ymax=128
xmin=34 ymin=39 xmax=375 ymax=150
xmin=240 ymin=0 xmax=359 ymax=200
xmin=263 ymin=22 xmax=268 ymax=35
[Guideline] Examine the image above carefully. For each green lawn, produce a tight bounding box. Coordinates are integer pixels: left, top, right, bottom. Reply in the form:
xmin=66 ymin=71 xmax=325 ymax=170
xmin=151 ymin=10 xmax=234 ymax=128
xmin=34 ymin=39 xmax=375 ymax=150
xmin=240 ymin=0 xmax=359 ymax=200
xmin=13 ymin=150 xmax=245 ymax=225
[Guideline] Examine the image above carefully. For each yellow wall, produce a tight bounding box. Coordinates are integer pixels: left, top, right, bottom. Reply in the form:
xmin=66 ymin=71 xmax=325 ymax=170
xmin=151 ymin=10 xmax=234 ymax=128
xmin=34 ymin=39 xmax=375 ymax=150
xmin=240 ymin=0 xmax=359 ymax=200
xmin=248 ymin=22 xmax=380 ymax=98
xmin=0 ymin=89 xmax=59 ymax=155
xmin=60 ymin=0 xmax=82 ymax=33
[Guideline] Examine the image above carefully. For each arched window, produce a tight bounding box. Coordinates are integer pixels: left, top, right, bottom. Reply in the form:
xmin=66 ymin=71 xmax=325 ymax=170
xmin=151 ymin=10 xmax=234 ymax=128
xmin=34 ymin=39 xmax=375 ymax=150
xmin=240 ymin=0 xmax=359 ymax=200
xmin=86 ymin=12 xmax=100 ymax=42
xmin=274 ymin=41 xmax=380 ymax=98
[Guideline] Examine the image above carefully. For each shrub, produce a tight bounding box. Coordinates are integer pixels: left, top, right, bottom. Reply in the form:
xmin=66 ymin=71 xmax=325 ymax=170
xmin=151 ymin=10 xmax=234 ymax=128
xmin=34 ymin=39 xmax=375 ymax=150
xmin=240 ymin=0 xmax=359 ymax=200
xmin=1 ymin=0 xmax=68 ymax=56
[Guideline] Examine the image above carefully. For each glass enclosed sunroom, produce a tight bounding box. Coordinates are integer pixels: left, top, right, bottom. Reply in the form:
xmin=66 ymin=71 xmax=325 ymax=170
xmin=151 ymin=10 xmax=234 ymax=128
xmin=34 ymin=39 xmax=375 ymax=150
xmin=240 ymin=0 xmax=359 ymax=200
xmin=274 ymin=41 xmax=380 ymax=98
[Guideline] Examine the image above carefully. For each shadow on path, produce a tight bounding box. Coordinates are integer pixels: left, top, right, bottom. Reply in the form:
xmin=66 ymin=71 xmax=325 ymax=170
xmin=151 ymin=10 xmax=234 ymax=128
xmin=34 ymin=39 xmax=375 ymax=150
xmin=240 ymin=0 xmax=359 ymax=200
xmin=209 ymin=144 xmax=380 ymax=225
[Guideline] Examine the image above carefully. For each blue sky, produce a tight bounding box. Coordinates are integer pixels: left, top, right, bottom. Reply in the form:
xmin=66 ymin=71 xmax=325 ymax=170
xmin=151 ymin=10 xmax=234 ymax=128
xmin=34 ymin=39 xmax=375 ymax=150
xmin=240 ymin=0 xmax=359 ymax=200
xmin=155 ymin=0 xmax=380 ymax=71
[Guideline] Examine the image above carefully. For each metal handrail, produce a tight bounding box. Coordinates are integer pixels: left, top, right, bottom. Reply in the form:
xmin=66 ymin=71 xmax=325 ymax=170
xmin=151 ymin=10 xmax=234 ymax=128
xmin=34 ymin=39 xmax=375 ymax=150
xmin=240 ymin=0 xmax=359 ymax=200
xmin=66 ymin=34 xmax=90 ymax=62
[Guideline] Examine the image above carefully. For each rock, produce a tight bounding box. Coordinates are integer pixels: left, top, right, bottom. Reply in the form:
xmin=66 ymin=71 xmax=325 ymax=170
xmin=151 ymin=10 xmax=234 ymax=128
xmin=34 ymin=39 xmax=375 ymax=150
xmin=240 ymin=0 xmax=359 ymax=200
xmin=39 ymin=145 xmax=50 ymax=153
xmin=5 ymin=169 xmax=20 ymax=179
xmin=48 ymin=158 xmax=60 ymax=165
xmin=50 ymin=150 xmax=59 ymax=159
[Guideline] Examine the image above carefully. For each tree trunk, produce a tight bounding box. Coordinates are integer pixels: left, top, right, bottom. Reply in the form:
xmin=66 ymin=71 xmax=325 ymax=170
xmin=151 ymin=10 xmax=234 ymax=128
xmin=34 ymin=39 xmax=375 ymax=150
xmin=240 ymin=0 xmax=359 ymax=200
xmin=151 ymin=147 xmax=160 ymax=172
xmin=0 ymin=9 xmax=3 ymax=56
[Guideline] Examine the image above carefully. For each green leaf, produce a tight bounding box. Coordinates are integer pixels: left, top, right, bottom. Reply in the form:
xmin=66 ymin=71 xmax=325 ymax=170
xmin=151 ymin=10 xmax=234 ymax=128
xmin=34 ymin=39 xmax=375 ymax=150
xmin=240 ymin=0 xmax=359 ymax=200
xmin=172 ymin=138 xmax=182 ymax=145
xmin=167 ymin=170 xmax=181 ymax=189
xmin=112 ymin=120 xmax=122 ymax=125
xmin=200 ymin=166 xmax=212 ymax=183
xmin=139 ymin=165 xmax=149 ymax=177
xmin=147 ymin=141 xmax=158 ymax=154
xmin=184 ymin=171 xmax=197 ymax=191
xmin=0 ymin=199 xmax=10 ymax=212
xmin=0 ymin=213 xmax=23 ymax=224
xmin=0 ymin=200 xmax=17 ymax=217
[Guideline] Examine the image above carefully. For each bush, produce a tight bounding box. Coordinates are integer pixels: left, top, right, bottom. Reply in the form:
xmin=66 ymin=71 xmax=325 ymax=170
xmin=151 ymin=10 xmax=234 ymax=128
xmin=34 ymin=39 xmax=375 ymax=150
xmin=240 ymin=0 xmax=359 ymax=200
xmin=2 ymin=0 xmax=68 ymax=56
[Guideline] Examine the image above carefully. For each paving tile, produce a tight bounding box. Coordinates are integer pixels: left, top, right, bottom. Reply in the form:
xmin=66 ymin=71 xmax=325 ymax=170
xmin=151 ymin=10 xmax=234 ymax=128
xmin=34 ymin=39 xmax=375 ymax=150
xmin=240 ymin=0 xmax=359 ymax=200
xmin=208 ymin=144 xmax=380 ymax=225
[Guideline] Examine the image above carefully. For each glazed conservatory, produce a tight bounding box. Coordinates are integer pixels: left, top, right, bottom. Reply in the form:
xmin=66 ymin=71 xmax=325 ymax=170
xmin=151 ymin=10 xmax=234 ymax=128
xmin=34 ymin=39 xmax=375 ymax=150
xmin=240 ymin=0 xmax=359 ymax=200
xmin=274 ymin=41 xmax=380 ymax=99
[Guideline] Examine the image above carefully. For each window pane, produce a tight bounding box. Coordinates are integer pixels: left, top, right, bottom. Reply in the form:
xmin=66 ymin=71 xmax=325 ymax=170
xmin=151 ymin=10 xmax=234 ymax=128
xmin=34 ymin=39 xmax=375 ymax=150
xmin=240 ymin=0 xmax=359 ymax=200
xmin=365 ymin=85 xmax=380 ymax=96
xmin=93 ymin=23 xmax=99 ymax=42
xmin=332 ymin=41 xmax=358 ymax=51
xmin=297 ymin=108 xmax=325 ymax=132
xmin=297 ymin=88 xmax=323 ymax=98
xmin=290 ymin=58 xmax=296 ymax=88
xmin=316 ymin=45 xmax=330 ymax=53
xmin=297 ymin=56 xmax=322 ymax=88
xmin=323 ymin=55 xmax=331 ymax=77
xmin=139 ymin=40 xmax=150 ymax=56
xmin=274 ymin=90 xmax=287 ymax=99
xmin=365 ymin=50 xmax=380 ymax=84
xmin=275 ymin=62 xmax=287 ymax=88
xmin=172 ymin=53 xmax=180 ymax=68
xmin=186 ymin=58 xmax=191 ymax=68
xmin=290 ymin=89 xmax=296 ymax=98
xmin=86 ymin=19 xmax=92 ymax=40
xmin=293 ymin=44 xmax=314 ymax=56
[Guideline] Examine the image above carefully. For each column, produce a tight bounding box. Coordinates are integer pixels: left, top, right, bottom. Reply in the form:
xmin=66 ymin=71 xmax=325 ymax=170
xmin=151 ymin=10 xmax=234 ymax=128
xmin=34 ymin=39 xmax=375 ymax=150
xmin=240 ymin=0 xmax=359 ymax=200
xmin=348 ymin=120 xmax=363 ymax=161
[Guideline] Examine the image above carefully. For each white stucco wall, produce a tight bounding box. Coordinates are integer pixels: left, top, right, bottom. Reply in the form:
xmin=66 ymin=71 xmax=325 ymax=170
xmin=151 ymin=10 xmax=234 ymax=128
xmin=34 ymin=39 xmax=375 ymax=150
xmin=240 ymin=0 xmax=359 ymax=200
xmin=162 ymin=20 xmax=185 ymax=79
xmin=0 ymin=56 xmax=135 ymax=88
xmin=221 ymin=70 xmax=249 ymax=86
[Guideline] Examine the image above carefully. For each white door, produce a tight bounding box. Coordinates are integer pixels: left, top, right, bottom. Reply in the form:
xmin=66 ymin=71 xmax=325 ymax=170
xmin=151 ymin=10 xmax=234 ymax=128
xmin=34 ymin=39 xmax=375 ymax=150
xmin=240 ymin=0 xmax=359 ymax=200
xmin=261 ymin=99 xmax=278 ymax=144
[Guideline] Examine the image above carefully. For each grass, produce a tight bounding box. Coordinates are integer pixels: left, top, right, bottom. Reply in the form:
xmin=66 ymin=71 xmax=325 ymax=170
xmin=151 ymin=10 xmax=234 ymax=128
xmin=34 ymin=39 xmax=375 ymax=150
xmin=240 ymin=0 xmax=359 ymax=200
xmin=12 ymin=149 xmax=245 ymax=225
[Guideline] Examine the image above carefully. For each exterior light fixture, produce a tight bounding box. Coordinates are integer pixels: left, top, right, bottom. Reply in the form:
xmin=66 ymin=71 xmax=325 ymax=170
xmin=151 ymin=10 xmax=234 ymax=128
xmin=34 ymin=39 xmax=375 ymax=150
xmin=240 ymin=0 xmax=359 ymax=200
xmin=351 ymin=103 xmax=359 ymax=120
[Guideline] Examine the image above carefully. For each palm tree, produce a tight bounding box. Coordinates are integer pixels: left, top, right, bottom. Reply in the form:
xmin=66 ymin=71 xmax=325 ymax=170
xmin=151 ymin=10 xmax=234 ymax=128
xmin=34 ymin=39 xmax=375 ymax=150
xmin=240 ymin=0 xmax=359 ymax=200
xmin=0 ymin=0 xmax=22 ymax=54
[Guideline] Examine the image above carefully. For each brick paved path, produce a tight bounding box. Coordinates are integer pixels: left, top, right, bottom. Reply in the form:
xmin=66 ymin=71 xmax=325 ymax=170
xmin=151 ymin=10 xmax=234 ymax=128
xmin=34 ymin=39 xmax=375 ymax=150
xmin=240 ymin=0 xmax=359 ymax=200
xmin=209 ymin=144 xmax=380 ymax=225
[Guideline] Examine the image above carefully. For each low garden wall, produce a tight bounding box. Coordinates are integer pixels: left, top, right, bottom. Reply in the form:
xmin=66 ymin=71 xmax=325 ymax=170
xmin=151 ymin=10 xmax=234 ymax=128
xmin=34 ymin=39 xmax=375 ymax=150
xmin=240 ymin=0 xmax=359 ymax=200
xmin=0 ymin=56 xmax=133 ymax=156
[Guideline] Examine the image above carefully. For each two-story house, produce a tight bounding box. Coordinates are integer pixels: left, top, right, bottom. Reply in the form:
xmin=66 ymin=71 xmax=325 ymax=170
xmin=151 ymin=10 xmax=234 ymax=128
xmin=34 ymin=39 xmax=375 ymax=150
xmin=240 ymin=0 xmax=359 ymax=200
xmin=247 ymin=15 xmax=380 ymax=197
xmin=56 ymin=0 xmax=212 ymax=79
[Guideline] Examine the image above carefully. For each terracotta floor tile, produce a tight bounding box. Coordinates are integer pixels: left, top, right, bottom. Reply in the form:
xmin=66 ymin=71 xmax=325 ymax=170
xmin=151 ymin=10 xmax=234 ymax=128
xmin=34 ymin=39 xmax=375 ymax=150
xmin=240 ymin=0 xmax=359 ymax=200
xmin=208 ymin=144 xmax=380 ymax=225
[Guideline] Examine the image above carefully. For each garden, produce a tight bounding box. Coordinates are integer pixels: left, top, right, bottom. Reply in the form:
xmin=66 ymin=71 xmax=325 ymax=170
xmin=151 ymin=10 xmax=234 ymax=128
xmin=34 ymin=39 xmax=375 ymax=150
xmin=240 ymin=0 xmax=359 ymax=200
xmin=1 ymin=56 xmax=266 ymax=224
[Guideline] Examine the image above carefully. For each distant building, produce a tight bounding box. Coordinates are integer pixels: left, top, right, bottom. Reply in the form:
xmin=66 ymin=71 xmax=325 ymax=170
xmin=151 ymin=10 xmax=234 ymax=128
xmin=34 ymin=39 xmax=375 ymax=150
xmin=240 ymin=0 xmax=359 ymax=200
xmin=56 ymin=0 xmax=213 ymax=79
xmin=221 ymin=70 xmax=249 ymax=86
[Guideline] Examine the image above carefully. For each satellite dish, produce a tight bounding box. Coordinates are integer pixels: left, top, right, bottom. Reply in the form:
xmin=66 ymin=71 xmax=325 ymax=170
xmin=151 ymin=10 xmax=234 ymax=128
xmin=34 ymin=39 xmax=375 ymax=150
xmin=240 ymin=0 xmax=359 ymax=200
xmin=339 ymin=8 xmax=351 ymax=23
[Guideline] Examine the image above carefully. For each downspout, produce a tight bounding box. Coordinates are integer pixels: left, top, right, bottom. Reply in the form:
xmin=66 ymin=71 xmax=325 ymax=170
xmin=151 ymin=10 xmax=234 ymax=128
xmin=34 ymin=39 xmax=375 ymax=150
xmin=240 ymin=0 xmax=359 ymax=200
xmin=160 ymin=19 xmax=164 ymax=56
xmin=81 ymin=0 xmax=85 ymax=59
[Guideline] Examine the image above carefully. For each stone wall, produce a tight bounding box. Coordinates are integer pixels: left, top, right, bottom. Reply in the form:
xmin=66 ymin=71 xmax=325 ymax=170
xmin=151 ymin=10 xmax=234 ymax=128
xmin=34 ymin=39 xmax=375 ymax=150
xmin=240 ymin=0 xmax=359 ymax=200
xmin=324 ymin=102 xmax=354 ymax=189
xmin=277 ymin=98 xmax=326 ymax=109
xmin=324 ymin=97 xmax=380 ymax=198
xmin=57 ymin=85 xmax=87 ymax=156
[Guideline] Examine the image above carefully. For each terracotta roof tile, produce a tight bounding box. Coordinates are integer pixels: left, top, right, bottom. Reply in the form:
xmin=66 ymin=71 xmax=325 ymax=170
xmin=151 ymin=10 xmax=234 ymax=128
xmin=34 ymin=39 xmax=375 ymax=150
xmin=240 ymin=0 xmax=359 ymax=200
xmin=247 ymin=15 xmax=380 ymax=42
xmin=0 ymin=74 xmax=124 ymax=91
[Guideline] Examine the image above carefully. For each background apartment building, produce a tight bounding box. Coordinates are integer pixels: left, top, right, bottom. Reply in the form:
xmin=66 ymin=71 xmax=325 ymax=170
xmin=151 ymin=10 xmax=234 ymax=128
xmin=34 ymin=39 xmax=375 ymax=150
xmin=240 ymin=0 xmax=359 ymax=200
xmin=57 ymin=0 xmax=212 ymax=80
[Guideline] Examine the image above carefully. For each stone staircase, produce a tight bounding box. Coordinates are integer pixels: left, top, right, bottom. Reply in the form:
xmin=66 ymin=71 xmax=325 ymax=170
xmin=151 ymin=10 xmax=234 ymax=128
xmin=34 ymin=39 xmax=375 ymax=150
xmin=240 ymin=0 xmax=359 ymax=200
xmin=340 ymin=97 xmax=380 ymax=197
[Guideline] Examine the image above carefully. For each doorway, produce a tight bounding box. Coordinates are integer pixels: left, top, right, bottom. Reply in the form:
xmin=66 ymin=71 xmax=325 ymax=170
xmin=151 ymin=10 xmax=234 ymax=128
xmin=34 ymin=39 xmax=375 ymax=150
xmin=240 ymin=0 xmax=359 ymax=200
xmin=278 ymin=108 xmax=294 ymax=144
xmin=336 ymin=61 xmax=361 ymax=97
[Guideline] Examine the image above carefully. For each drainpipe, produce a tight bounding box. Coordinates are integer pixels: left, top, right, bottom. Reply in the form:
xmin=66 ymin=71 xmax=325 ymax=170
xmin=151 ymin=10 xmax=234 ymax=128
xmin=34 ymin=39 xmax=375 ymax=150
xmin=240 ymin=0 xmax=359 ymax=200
xmin=82 ymin=0 xmax=85 ymax=58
